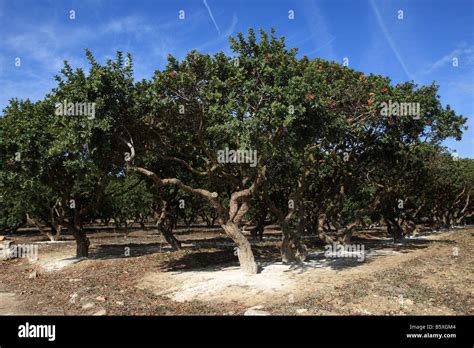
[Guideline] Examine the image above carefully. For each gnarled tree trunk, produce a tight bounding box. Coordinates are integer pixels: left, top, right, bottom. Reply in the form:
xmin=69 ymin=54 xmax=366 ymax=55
xmin=26 ymin=214 xmax=61 ymax=242
xmin=386 ymin=217 xmax=404 ymax=242
xmin=266 ymin=197 xmax=307 ymax=263
xmin=155 ymin=200 xmax=181 ymax=251
xmin=68 ymin=223 xmax=90 ymax=258
xmin=317 ymin=214 xmax=357 ymax=245
xmin=250 ymin=210 xmax=267 ymax=241
xmin=222 ymin=222 xmax=257 ymax=274
xmin=279 ymin=221 xmax=307 ymax=263
xmin=123 ymin=139 xmax=266 ymax=275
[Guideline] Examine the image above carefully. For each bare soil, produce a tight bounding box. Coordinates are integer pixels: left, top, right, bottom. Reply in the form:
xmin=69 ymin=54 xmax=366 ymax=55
xmin=0 ymin=226 xmax=472 ymax=315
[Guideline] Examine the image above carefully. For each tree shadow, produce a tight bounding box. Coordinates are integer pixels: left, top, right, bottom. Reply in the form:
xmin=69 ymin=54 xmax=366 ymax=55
xmin=291 ymin=237 xmax=457 ymax=272
xmin=89 ymin=242 xmax=167 ymax=260
xmin=158 ymin=243 xmax=282 ymax=272
xmin=359 ymin=237 xmax=456 ymax=253
xmin=275 ymin=252 xmax=371 ymax=273
xmin=87 ymin=230 xmax=456 ymax=272
xmin=159 ymin=249 xmax=237 ymax=272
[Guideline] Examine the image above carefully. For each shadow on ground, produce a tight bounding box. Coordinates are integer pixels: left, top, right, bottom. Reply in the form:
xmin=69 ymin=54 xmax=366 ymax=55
xmin=85 ymin=232 xmax=455 ymax=273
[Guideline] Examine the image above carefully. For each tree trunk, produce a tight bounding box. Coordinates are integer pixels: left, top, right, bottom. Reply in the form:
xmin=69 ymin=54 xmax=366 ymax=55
xmin=157 ymin=219 xmax=181 ymax=250
xmin=128 ymin=164 xmax=266 ymax=274
xmin=279 ymin=220 xmax=307 ymax=263
xmin=222 ymin=222 xmax=257 ymax=274
xmin=50 ymin=221 xmax=62 ymax=241
xmin=317 ymin=214 xmax=334 ymax=244
xmin=156 ymin=201 xmax=181 ymax=250
xmin=336 ymin=228 xmax=353 ymax=244
xmin=387 ymin=218 xmax=403 ymax=242
xmin=26 ymin=214 xmax=61 ymax=242
xmin=161 ymin=227 xmax=181 ymax=250
xmin=69 ymin=224 xmax=90 ymax=258
xmin=250 ymin=211 xmax=266 ymax=241
xmin=305 ymin=209 xmax=319 ymax=235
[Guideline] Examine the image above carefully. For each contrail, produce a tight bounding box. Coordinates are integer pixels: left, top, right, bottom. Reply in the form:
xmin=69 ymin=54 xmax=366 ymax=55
xmin=370 ymin=0 xmax=412 ymax=80
xmin=203 ymin=0 xmax=221 ymax=35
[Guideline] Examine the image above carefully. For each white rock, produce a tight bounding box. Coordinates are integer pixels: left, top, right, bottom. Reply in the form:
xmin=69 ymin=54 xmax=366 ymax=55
xmin=296 ymin=308 xmax=308 ymax=314
xmin=69 ymin=293 xmax=78 ymax=304
xmin=93 ymin=309 xmax=107 ymax=316
xmin=82 ymin=302 xmax=94 ymax=309
xmin=244 ymin=306 xmax=270 ymax=316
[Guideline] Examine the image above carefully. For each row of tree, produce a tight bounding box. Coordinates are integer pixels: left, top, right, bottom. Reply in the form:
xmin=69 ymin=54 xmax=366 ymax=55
xmin=1 ymin=29 xmax=472 ymax=273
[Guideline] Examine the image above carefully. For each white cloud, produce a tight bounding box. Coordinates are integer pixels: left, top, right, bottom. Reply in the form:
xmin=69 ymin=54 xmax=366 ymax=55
xmin=103 ymin=15 xmax=152 ymax=34
xmin=301 ymin=0 xmax=336 ymax=60
xmin=195 ymin=14 xmax=238 ymax=52
xmin=423 ymin=46 xmax=474 ymax=74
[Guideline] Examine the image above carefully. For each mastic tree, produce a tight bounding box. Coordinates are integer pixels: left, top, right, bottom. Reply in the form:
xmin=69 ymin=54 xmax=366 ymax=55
xmin=1 ymin=28 xmax=470 ymax=272
xmin=1 ymin=51 xmax=137 ymax=256
xmin=0 ymin=100 xmax=64 ymax=240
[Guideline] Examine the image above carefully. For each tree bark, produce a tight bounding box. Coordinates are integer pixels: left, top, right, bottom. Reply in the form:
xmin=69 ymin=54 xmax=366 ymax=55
xmin=250 ymin=210 xmax=266 ymax=241
xmin=155 ymin=200 xmax=181 ymax=250
xmin=279 ymin=221 xmax=307 ymax=263
xmin=68 ymin=224 xmax=90 ymax=258
xmin=222 ymin=222 xmax=257 ymax=274
xmin=26 ymin=214 xmax=61 ymax=242
xmin=386 ymin=218 xmax=404 ymax=242
xmin=266 ymin=200 xmax=307 ymax=263
xmin=50 ymin=221 xmax=62 ymax=241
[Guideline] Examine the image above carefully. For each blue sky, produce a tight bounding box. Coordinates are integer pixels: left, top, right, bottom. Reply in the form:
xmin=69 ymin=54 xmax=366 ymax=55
xmin=0 ymin=0 xmax=473 ymax=157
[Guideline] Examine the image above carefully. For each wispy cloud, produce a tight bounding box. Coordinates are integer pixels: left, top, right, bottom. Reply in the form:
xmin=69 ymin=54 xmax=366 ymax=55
xmin=3 ymin=25 xmax=87 ymax=72
xmin=423 ymin=46 xmax=474 ymax=74
xmin=203 ymin=0 xmax=220 ymax=35
xmin=0 ymin=12 xmax=197 ymax=107
xmin=369 ymin=0 xmax=412 ymax=80
xmin=103 ymin=15 xmax=153 ymax=34
xmin=301 ymin=0 xmax=336 ymax=60
xmin=195 ymin=14 xmax=238 ymax=52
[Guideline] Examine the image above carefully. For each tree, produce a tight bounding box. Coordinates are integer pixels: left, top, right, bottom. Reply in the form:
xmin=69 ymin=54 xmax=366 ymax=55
xmin=1 ymin=51 xmax=136 ymax=257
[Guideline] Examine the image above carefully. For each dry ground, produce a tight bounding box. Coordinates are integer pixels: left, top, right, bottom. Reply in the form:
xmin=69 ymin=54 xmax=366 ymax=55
xmin=0 ymin=225 xmax=472 ymax=315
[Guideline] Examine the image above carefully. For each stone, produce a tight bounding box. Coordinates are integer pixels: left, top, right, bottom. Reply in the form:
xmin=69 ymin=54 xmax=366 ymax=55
xmin=244 ymin=306 xmax=270 ymax=316
xmin=82 ymin=302 xmax=94 ymax=310
xmin=93 ymin=309 xmax=107 ymax=316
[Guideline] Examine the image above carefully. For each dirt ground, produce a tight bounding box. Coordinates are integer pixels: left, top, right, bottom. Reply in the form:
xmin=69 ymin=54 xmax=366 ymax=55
xmin=0 ymin=225 xmax=473 ymax=315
